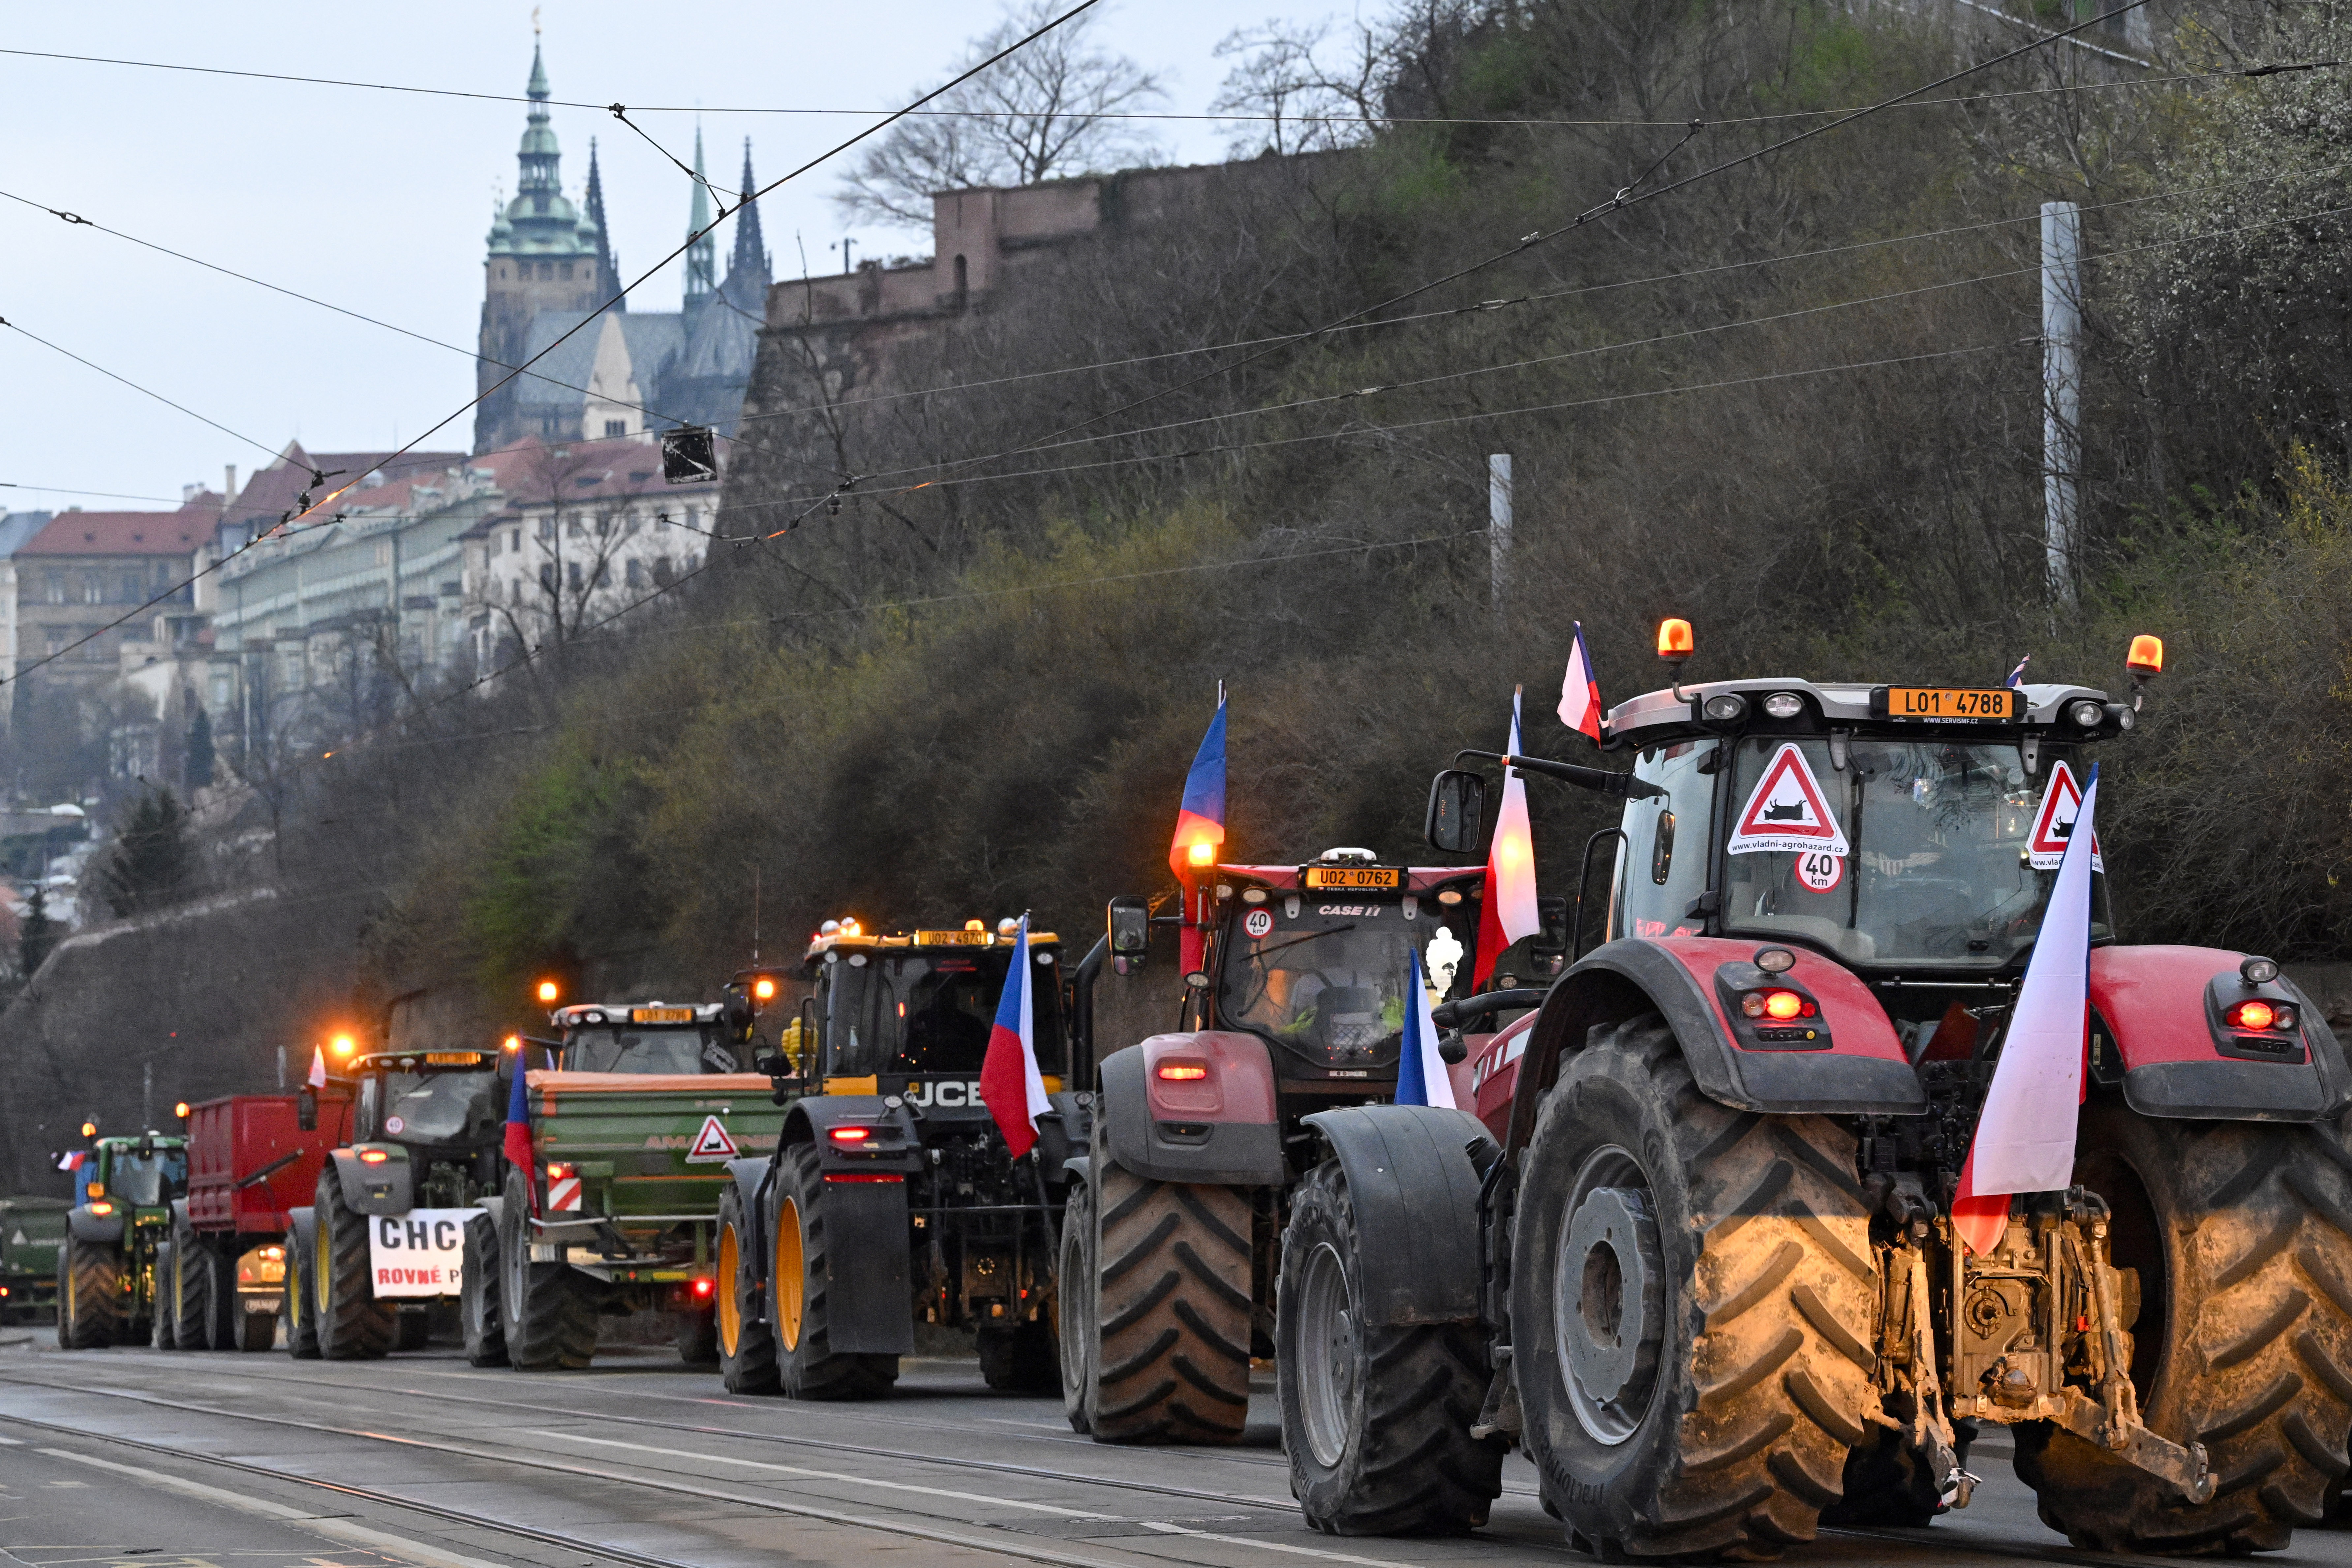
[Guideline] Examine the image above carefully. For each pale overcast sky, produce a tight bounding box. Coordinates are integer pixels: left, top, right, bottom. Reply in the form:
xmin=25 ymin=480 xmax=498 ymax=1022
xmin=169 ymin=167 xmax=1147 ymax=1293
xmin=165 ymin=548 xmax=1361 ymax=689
xmin=0 ymin=1 xmax=1312 ymax=509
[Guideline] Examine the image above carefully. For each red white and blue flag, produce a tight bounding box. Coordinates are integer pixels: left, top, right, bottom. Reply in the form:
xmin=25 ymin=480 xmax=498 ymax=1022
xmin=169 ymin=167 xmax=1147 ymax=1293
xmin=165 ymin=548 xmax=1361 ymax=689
xmin=980 ymin=917 xmax=1052 ymax=1159
xmin=1557 ymin=622 xmax=1604 ymax=744
xmin=1951 ymin=765 xmax=2099 ymax=1255
xmin=1393 ymin=945 xmax=1457 ymax=1110
xmin=504 ymin=1055 xmax=537 ymax=1213
xmin=1473 ymin=690 xmax=1543 ymax=989
xmin=1168 ymin=693 xmax=1227 ymax=880
xmin=2005 ymin=656 xmax=2031 ymax=690
xmin=56 ymin=1149 xmax=87 ymax=1174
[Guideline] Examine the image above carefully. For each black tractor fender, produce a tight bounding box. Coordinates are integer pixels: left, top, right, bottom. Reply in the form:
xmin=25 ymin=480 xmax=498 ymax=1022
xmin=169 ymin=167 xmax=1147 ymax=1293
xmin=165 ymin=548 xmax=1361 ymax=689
xmin=775 ymin=1098 xmax=916 ymax=1357
xmin=1097 ymin=1037 xmax=1285 ymax=1186
xmin=326 ymin=1144 xmax=414 ymax=1215
xmin=1299 ymin=1105 xmax=1497 ymax=1328
xmin=1505 ymin=939 xmax=1927 ymax=1155
xmin=287 ymin=1205 xmax=317 ymax=1267
xmin=720 ymin=1155 xmax=773 ymax=1293
xmin=66 ymin=1205 xmax=124 ymax=1245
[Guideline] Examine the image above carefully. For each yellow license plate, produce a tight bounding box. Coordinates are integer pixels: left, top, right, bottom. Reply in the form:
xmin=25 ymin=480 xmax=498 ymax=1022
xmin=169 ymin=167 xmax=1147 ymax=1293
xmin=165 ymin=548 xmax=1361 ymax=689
xmin=915 ymin=930 xmax=989 ymax=945
xmin=1884 ymin=687 xmax=2017 ymax=721
xmin=631 ymin=1007 xmax=694 ymax=1024
xmin=1304 ymin=866 xmax=1402 ymax=890
xmin=423 ymin=1052 xmax=483 ymax=1067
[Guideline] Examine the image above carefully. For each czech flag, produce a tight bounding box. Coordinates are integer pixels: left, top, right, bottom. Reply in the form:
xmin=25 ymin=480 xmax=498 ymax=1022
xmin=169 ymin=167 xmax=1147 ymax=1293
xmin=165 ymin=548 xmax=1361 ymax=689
xmin=1473 ymin=690 xmax=1543 ymax=989
xmin=2005 ymin=655 xmax=2031 ymax=689
xmin=1951 ymin=766 xmax=2099 ymax=1255
xmin=980 ymin=917 xmax=1052 ymax=1159
xmin=1168 ymin=694 xmax=1227 ymax=881
xmin=1393 ymin=946 xmax=1457 ymax=1110
xmin=504 ymin=1055 xmax=537 ymax=1213
xmin=1557 ymin=622 xmax=1604 ymax=744
xmin=56 ymin=1149 xmax=87 ymax=1173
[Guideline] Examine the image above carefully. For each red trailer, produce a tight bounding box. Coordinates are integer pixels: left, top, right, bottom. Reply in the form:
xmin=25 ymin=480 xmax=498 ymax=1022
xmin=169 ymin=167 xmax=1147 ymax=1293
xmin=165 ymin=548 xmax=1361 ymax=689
xmin=156 ymin=1091 xmax=351 ymax=1351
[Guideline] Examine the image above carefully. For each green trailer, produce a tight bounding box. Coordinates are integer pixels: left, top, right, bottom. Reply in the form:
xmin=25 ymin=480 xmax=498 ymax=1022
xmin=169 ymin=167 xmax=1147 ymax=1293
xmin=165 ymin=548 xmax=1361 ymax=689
xmin=0 ymin=1196 xmax=68 ymax=1322
xmin=468 ymin=998 xmax=793 ymax=1370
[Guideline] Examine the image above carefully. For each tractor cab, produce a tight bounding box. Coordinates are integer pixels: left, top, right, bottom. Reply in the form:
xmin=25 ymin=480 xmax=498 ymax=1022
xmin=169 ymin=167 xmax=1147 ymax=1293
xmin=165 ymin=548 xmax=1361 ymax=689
xmin=785 ymin=918 xmax=1066 ymax=1108
xmin=549 ymin=1002 xmax=744 ymax=1075
xmin=76 ymin=1134 xmax=187 ymax=1217
xmin=345 ymin=1046 xmax=505 ymax=1155
xmin=1146 ymin=852 xmax=1488 ymax=1090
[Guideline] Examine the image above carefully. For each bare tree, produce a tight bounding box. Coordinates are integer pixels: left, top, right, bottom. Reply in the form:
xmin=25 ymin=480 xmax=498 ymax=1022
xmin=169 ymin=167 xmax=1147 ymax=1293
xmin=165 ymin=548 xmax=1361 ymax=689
xmin=834 ymin=0 xmax=1167 ymax=228
xmin=1210 ymin=17 xmax=1385 ymax=157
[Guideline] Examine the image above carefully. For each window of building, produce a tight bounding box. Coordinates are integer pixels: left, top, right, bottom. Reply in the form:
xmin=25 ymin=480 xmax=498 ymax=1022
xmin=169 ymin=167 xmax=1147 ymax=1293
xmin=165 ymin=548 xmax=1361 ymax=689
xmin=537 ymin=261 xmax=553 ymax=279
xmin=83 ymin=576 xmax=102 ymax=604
xmin=604 ymin=419 xmax=626 ymax=438
xmin=568 ymin=515 xmax=585 ymax=538
xmin=626 ymin=559 xmax=644 ymax=587
xmin=120 ymin=573 xmax=141 ymax=601
xmin=653 ymin=556 xmax=673 ymax=586
xmin=44 ymin=572 xmax=63 ymax=604
xmin=561 ymin=262 xmax=574 ymax=280
xmin=566 ymin=561 xmax=583 ymax=589
xmin=594 ymin=562 xmax=611 ymax=588
xmin=539 ymin=564 xmax=557 ymax=592
xmin=537 ymin=517 xmax=555 ymax=542
xmin=509 ymin=529 xmax=522 ymax=553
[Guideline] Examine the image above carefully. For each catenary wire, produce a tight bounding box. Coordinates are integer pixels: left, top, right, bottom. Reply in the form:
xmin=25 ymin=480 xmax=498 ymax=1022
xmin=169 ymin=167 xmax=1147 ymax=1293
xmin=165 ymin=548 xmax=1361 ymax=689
xmin=0 ymin=0 xmax=1111 ymax=689
xmin=1 ymin=43 xmax=2339 ymax=127
xmin=0 ymin=482 xmax=188 ymax=505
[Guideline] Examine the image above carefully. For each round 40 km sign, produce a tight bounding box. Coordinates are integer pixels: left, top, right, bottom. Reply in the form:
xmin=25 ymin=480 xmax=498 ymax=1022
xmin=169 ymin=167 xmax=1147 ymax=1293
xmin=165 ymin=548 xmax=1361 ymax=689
xmin=1797 ymin=850 xmax=1843 ymax=892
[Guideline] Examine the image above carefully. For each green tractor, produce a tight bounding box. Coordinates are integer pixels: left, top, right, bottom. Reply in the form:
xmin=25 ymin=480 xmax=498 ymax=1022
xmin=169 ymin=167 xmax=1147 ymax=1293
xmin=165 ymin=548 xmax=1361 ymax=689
xmin=55 ymin=1131 xmax=186 ymax=1348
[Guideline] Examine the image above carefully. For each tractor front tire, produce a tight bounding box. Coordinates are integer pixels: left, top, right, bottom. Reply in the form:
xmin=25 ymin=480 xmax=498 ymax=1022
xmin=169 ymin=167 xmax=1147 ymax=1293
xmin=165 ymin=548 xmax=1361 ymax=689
xmin=236 ymin=1306 xmax=278 ymax=1352
xmin=281 ymin=1216 xmax=321 ymax=1359
xmin=313 ymin=1173 xmax=395 ymax=1360
xmin=1277 ymin=1157 xmax=1505 ymax=1534
xmin=1516 ymin=1015 xmax=1878 ymax=1560
xmin=978 ymin=1322 xmax=1059 ymax=1393
xmin=461 ymin=1211 xmax=508 ymax=1367
xmin=772 ymin=1143 xmax=896 ymax=1399
xmin=1088 ymin=1147 xmax=1253 ymax=1444
xmin=500 ymin=1170 xmax=596 ymax=1370
xmin=1058 ymin=1177 xmax=1099 ymax=1431
xmin=717 ymin=1182 xmax=779 ymax=1393
xmin=2014 ymin=1099 xmax=2352 ymax=1554
xmin=59 ymin=1233 xmax=125 ymax=1350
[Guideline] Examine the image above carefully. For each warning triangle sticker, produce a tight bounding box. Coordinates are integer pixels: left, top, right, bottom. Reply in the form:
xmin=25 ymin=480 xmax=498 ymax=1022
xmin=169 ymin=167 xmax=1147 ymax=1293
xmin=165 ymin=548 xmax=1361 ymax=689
xmin=1729 ymin=742 xmax=1850 ymax=856
xmin=2027 ymin=761 xmax=2104 ymax=872
xmin=684 ymin=1114 xmax=739 ymax=1164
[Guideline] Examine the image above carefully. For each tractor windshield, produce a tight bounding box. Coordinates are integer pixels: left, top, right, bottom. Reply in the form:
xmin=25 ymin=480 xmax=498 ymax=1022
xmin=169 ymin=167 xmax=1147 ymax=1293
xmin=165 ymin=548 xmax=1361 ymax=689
xmin=825 ymin=949 xmax=1066 ymax=1079
xmin=106 ymin=1148 xmax=185 ymax=1208
xmin=566 ymin=1026 xmax=736 ymax=1074
xmin=1215 ymin=901 xmax=1472 ymax=1068
xmin=1719 ymin=736 xmax=2110 ymax=967
xmin=376 ymin=1069 xmax=501 ymax=1146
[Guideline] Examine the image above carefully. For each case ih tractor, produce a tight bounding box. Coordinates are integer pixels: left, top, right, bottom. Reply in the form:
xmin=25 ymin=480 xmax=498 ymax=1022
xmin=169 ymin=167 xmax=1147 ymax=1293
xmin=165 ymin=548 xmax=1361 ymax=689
xmin=1057 ymin=851 xmax=1487 ymax=1442
xmin=717 ymin=918 xmax=1091 ymax=1399
xmin=55 ymin=1130 xmax=186 ymax=1348
xmin=470 ymin=996 xmax=785 ymax=1371
xmin=1274 ymin=628 xmax=2352 ymax=1558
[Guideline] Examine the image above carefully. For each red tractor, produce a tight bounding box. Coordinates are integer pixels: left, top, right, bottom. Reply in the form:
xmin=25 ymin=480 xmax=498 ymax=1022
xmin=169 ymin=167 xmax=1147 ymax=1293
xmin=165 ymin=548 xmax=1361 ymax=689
xmin=1276 ymin=628 xmax=2352 ymax=1558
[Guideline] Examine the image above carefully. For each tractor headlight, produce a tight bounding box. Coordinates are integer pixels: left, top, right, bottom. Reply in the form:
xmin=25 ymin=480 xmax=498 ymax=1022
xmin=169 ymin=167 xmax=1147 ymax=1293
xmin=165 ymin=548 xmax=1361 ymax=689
xmin=1762 ymin=692 xmax=1804 ymax=719
xmin=1703 ymin=694 xmax=1747 ymax=722
xmin=2068 ymin=699 xmax=2104 ymax=728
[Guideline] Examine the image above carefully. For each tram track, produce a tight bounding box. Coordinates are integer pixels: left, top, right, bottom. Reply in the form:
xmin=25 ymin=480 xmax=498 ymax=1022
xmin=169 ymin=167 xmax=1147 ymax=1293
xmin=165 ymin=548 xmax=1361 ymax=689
xmin=0 ymin=1370 xmax=1426 ymax=1568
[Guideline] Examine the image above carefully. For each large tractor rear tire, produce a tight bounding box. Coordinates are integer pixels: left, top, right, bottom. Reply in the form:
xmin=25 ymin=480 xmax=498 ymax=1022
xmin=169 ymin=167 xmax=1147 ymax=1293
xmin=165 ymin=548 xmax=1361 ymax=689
xmin=772 ymin=1143 xmax=896 ymax=1399
xmin=313 ymin=1172 xmax=395 ymax=1360
xmin=199 ymin=1243 xmax=237 ymax=1349
xmin=1277 ymin=1157 xmax=1505 ymax=1534
xmin=1058 ymin=1177 xmax=1099 ymax=1431
xmin=150 ymin=1242 xmax=176 ymax=1347
xmin=1516 ymin=1015 xmax=1877 ymax=1560
xmin=1087 ymin=1148 xmax=1253 ymax=1444
xmin=281 ymin=1214 xmax=321 ymax=1359
xmin=58 ymin=1233 xmax=125 ymax=1350
xmin=716 ymin=1182 xmax=778 ymax=1393
xmin=460 ymin=1211 xmax=507 ymax=1367
xmin=500 ymin=1169 xmax=596 ymax=1370
xmin=2014 ymin=1099 xmax=2352 ymax=1554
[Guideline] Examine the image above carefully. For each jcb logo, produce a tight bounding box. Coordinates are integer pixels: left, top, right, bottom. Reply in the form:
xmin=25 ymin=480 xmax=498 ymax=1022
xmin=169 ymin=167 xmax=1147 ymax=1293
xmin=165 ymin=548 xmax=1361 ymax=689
xmin=903 ymin=1080 xmax=984 ymax=1108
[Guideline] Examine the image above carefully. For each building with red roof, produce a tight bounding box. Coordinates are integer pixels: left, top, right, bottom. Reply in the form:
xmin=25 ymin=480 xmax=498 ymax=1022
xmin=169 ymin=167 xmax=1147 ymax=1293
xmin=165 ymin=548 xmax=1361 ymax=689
xmin=13 ymin=491 xmax=222 ymax=688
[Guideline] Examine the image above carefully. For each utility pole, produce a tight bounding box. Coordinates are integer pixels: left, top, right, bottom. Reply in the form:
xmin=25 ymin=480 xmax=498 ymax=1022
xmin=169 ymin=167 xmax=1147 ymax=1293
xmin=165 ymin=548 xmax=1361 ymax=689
xmin=1488 ymin=453 xmax=1513 ymax=610
xmin=2041 ymin=201 xmax=2083 ymax=606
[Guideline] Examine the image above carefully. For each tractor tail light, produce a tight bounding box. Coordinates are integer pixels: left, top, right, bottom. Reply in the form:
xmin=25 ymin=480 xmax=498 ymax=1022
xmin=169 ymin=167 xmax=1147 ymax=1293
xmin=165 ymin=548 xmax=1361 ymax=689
xmin=357 ymin=1148 xmax=390 ymax=1164
xmin=544 ymin=1162 xmax=571 ymax=1180
xmin=86 ymin=1201 xmax=113 ymax=1217
xmin=693 ymin=1277 xmax=714 ymax=1297
xmin=1157 ymin=1062 xmax=1209 ymax=1081
xmin=828 ymin=1127 xmax=873 ymax=1144
xmin=1744 ymin=990 xmax=1808 ymax=1022
xmin=2229 ymin=1000 xmax=2294 ymax=1032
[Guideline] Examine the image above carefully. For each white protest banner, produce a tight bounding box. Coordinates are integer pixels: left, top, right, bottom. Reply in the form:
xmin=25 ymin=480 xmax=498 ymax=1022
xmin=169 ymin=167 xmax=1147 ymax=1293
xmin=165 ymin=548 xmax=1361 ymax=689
xmin=366 ymin=1207 xmax=482 ymax=1298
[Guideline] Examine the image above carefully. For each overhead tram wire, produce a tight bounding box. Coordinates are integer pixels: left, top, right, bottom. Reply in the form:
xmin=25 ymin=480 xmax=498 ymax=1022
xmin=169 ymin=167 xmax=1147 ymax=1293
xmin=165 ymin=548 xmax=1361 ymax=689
xmin=866 ymin=0 xmax=2170 ymax=508
xmin=1 ymin=43 xmax=2338 ymax=128
xmin=0 ymin=0 xmax=1111 ymax=691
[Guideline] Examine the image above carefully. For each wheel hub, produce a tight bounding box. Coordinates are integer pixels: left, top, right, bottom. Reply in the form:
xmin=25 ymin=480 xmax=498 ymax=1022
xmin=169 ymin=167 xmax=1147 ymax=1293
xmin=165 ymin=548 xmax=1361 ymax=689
xmin=1555 ymin=1146 xmax=1665 ymax=1445
xmin=1296 ymin=1240 xmax=1360 ymax=1469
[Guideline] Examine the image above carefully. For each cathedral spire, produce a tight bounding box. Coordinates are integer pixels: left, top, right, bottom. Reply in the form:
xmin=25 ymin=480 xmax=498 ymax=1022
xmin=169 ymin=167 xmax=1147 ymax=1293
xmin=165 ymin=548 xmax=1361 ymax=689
xmin=585 ymin=137 xmax=624 ymax=312
xmin=729 ymin=138 xmax=768 ymax=286
xmin=683 ymin=124 xmax=718 ymax=315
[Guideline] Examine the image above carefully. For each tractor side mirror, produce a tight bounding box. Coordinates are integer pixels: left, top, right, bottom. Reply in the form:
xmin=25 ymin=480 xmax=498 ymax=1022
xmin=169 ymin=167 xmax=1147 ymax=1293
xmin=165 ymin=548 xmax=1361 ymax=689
xmin=1108 ymin=896 xmax=1150 ymax=971
xmin=295 ymin=1089 xmax=317 ymax=1132
xmin=1426 ymin=769 xmax=1486 ymax=854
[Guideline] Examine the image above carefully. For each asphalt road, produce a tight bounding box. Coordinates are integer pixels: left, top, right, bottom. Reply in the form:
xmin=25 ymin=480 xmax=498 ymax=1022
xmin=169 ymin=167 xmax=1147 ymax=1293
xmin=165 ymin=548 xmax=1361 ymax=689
xmin=5 ymin=1328 xmax=2352 ymax=1568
